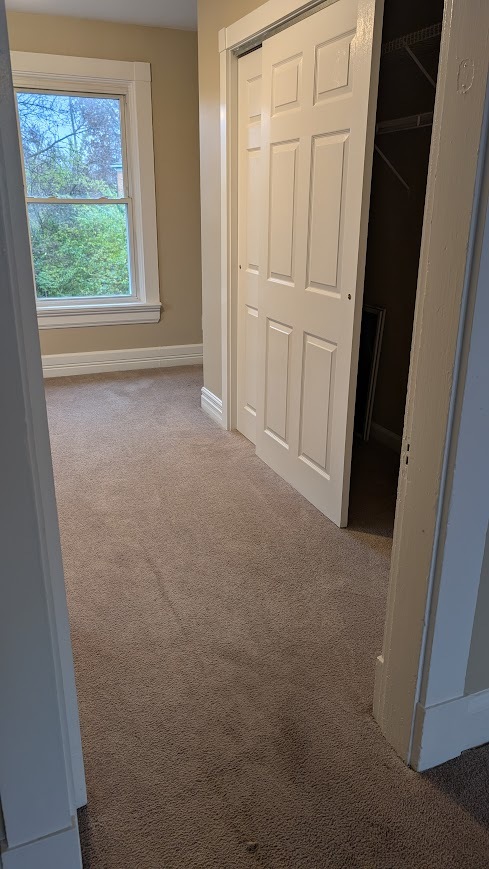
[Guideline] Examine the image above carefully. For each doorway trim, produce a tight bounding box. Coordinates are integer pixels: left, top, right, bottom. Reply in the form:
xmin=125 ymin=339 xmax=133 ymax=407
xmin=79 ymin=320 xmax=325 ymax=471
xmin=219 ymin=0 xmax=489 ymax=765
xmin=0 ymin=3 xmax=84 ymax=862
xmin=373 ymin=0 xmax=489 ymax=764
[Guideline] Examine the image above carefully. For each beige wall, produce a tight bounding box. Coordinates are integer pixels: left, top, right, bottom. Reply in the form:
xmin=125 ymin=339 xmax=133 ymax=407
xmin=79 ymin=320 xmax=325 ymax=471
xmin=198 ymin=0 xmax=267 ymax=398
xmin=7 ymin=11 xmax=202 ymax=356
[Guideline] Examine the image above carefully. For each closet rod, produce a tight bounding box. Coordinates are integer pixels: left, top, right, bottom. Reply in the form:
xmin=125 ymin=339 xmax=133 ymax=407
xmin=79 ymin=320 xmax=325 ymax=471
xmin=376 ymin=111 xmax=434 ymax=136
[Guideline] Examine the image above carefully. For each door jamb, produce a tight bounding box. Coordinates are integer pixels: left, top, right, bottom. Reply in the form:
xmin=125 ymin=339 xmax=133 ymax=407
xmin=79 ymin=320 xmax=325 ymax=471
xmin=0 ymin=2 xmax=84 ymax=861
xmin=373 ymin=0 xmax=489 ymax=763
xmin=219 ymin=0 xmax=489 ymax=766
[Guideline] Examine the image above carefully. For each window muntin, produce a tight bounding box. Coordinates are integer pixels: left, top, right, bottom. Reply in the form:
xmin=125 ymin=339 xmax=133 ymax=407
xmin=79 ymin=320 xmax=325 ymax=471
xmin=15 ymin=89 xmax=135 ymax=301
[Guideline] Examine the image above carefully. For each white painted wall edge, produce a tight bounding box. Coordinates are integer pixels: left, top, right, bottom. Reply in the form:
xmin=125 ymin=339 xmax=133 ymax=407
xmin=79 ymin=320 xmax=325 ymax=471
xmin=370 ymin=422 xmax=402 ymax=453
xmin=0 ymin=6 xmax=83 ymax=860
xmin=1 ymin=821 xmax=82 ymax=869
xmin=411 ymin=688 xmax=489 ymax=771
xmin=42 ymin=344 xmax=203 ymax=378
xmin=201 ymin=387 xmax=224 ymax=427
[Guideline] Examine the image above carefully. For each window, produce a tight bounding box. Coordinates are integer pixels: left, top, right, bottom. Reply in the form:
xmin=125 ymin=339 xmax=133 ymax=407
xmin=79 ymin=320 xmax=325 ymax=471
xmin=11 ymin=53 xmax=161 ymax=328
xmin=16 ymin=91 xmax=132 ymax=300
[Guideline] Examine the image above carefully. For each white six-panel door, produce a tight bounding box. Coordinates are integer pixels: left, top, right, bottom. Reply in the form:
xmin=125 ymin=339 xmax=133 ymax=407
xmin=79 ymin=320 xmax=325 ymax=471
xmin=254 ymin=0 xmax=382 ymax=527
xmin=237 ymin=48 xmax=263 ymax=444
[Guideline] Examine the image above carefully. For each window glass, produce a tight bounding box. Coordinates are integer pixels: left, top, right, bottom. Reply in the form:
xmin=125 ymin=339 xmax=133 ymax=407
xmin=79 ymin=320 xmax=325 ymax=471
xmin=16 ymin=90 xmax=132 ymax=299
xmin=28 ymin=203 xmax=131 ymax=299
xmin=16 ymin=92 xmax=125 ymax=199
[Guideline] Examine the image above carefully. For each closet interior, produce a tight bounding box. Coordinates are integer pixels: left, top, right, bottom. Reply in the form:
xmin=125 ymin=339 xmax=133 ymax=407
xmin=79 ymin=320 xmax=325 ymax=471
xmin=350 ymin=0 xmax=444 ymax=531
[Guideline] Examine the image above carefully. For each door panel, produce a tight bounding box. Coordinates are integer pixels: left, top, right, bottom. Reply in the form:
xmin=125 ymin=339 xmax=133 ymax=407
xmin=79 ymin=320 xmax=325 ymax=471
xmin=307 ymin=132 xmax=347 ymax=292
xmin=255 ymin=0 xmax=383 ymax=526
xmin=315 ymin=31 xmax=355 ymax=99
xmin=244 ymin=305 xmax=259 ymax=416
xmin=246 ymin=150 xmax=261 ymax=272
xmin=265 ymin=319 xmax=292 ymax=444
xmin=269 ymin=141 xmax=299 ymax=283
xmin=299 ymin=334 xmax=336 ymax=475
xmin=237 ymin=48 xmax=263 ymax=444
xmin=272 ymin=54 xmax=303 ymax=113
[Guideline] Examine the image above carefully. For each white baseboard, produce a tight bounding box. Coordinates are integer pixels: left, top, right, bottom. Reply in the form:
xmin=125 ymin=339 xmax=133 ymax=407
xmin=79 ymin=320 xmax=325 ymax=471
xmin=42 ymin=344 xmax=203 ymax=378
xmin=370 ymin=421 xmax=402 ymax=453
xmin=200 ymin=387 xmax=223 ymax=427
xmin=411 ymin=688 xmax=489 ymax=771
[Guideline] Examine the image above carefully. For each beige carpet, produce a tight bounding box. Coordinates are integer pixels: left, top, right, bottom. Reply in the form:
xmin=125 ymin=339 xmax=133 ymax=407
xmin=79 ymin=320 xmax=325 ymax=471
xmin=45 ymin=367 xmax=489 ymax=869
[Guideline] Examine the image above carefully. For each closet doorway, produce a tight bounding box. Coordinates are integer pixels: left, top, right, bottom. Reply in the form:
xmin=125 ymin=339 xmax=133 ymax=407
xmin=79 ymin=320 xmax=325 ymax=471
xmin=233 ymin=0 xmax=444 ymax=532
xmin=350 ymin=0 xmax=444 ymax=534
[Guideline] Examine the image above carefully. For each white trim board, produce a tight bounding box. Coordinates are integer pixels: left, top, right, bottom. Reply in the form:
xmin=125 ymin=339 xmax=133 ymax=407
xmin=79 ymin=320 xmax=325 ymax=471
xmin=370 ymin=422 xmax=402 ymax=453
xmin=42 ymin=344 xmax=203 ymax=378
xmin=411 ymin=689 xmax=489 ymax=771
xmin=10 ymin=52 xmax=151 ymax=84
xmin=37 ymin=302 xmax=162 ymax=330
xmin=201 ymin=388 xmax=224 ymax=427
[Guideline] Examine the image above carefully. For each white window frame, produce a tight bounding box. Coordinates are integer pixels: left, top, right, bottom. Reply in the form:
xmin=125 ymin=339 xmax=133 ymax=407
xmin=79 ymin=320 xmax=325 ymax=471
xmin=11 ymin=52 xmax=161 ymax=329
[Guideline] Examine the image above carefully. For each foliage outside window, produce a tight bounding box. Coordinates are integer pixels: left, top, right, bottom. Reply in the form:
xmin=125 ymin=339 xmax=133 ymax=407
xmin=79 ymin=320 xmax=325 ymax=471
xmin=16 ymin=91 xmax=133 ymax=301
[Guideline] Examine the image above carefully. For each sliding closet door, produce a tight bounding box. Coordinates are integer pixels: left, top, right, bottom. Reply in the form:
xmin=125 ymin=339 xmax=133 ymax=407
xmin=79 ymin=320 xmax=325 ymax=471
xmin=255 ymin=0 xmax=383 ymax=526
xmin=237 ymin=48 xmax=263 ymax=444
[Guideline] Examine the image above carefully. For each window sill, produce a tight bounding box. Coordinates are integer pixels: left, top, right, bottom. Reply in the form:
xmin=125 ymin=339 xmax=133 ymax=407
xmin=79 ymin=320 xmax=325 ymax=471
xmin=37 ymin=301 xmax=162 ymax=330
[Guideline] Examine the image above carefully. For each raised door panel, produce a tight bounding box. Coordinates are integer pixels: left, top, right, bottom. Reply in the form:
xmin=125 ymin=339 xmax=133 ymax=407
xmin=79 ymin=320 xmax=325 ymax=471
xmin=246 ymin=149 xmax=261 ymax=273
xmin=269 ymin=141 xmax=299 ymax=284
xmin=265 ymin=319 xmax=292 ymax=445
xmin=247 ymin=75 xmax=262 ymax=121
xmin=272 ymin=54 xmax=303 ymax=114
xmin=314 ymin=31 xmax=354 ymax=102
xmin=299 ymin=334 xmax=336 ymax=476
xmin=244 ymin=306 xmax=258 ymax=416
xmin=307 ymin=132 xmax=348 ymax=294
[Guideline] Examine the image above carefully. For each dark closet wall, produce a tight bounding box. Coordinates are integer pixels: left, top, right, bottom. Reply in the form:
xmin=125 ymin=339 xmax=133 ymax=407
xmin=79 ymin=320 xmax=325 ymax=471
xmin=363 ymin=0 xmax=444 ymax=437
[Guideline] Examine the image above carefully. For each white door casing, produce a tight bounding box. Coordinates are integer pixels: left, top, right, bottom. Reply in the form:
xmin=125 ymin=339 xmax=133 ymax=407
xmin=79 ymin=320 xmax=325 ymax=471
xmin=255 ymin=0 xmax=384 ymax=526
xmin=237 ymin=48 xmax=263 ymax=444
